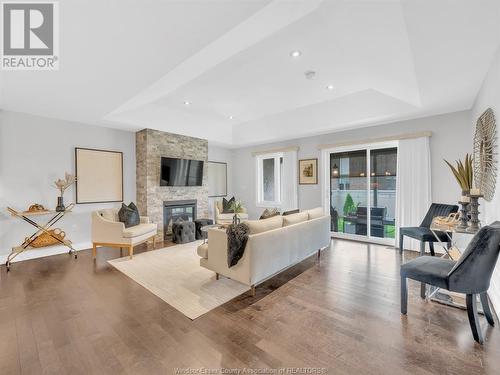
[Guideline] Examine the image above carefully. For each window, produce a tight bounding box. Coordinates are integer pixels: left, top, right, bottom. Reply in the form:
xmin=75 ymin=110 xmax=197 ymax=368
xmin=256 ymin=153 xmax=283 ymax=207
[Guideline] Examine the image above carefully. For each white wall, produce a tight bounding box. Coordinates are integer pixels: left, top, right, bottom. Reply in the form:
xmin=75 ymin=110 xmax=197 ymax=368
xmin=207 ymin=144 xmax=233 ymax=221
xmin=471 ymin=47 xmax=500 ymax=314
xmin=232 ymin=110 xmax=473 ymax=220
xmin=0 ymin=111 xmax=136 ymax=262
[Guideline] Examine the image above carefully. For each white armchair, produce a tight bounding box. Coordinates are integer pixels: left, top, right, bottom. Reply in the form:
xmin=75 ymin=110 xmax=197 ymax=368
xmin=214 ymin=201 xmax=249 ymax=225
xmin=91 ymin=208 xmax=157 ymax=259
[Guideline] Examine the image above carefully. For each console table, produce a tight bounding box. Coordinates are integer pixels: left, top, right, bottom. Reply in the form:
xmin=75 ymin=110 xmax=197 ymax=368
xmin=6 ymin=204 xmax=77 ymax=271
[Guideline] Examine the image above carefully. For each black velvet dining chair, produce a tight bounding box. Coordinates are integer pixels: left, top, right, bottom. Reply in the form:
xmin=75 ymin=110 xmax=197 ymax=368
xmin=400 ymin=222 xmax=500 ymax=344
xmin=399 ymin=203 xmax=459 ymax=256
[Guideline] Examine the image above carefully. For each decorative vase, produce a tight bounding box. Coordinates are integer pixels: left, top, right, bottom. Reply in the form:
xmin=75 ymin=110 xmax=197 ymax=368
xmin=56 ymin=196 xmax=65 ymax=212
xmin=456 ymin=201 xmax=469 ymax=231
xmin=467 ymin=194 xmax=482 ymax=233
xmin=232 ymin=213 xmax=240 ymax=226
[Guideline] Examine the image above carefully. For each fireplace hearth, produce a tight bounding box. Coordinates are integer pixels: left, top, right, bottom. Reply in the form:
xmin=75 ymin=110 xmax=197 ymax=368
xmin=163 ymin=200 xmax=197 ymax=240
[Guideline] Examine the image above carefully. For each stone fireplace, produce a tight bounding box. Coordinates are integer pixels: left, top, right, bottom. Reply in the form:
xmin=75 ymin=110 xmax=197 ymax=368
xmin=163 ymin=199 xmax=197 ymax=239
xmin=136 ymin=129 xmax=208 ymax=240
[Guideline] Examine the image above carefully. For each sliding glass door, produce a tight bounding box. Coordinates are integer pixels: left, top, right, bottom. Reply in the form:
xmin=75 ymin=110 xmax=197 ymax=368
xmin=327 ymin=143 xmax=397 ymax=244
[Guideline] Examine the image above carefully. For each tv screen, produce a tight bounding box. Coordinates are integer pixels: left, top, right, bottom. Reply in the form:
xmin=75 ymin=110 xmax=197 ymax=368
xmin=160 ymin=157 xmax=204 ymax=186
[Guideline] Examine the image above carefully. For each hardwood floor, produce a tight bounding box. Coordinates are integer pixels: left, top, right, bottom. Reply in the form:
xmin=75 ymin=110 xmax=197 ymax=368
xmin=1 ymin=239 xmax=499 ymax=374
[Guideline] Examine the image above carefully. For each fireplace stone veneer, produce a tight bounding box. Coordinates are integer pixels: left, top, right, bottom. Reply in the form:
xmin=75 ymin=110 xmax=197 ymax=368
xmin=136 ymin=129 xmax=209 ymax=240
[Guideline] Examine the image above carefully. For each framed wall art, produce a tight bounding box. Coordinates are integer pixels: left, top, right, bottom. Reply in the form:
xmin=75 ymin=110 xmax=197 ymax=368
xmin=299 ymin=158 xmax=318 ymax=184
xmin=75 ymin=147 xmax=123 ymax=204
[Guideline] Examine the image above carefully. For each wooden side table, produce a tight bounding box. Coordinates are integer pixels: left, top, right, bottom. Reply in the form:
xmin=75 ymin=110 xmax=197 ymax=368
xmin=6 ymin=204 xmax=77 ymax=271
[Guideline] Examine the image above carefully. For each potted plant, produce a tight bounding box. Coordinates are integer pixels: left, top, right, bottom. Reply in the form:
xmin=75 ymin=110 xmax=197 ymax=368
xmin=444 ymin=154 xmax=473 ymax=201
xmin=230 ymin=200 xmax=244 ymax=225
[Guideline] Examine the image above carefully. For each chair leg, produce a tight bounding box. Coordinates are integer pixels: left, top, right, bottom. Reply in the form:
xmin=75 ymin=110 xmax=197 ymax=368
xmin=215 ymin=273 xmax=219 ymax=280
xmin=152 ymin=236 xmax=156 ymax=249
xmin=317 ymin=249 xmax=321 ymax=259
xmin=466 ymin=294 xmax=484 ymax=344
xmin=399 ymin=234 xmax=404 ymax=254
xmin=129 ymin=245 xmax=134 ymax=259
xmin=250 ymin=285 xmax=256 ymax=296
xmin=419 ymin=241 xmax=425 ymax=256
xmin=429 ymin=242 xmax=435 ymax=256
xmin=92 ymin=243 xmax=97 ymax=259
xmin=420 ymin=283 xmax=426 ymax=299
xmin=401 ymin=277 xmax=408 ymax=314
xmin=480 ymin=292 xmax=495 ymax=327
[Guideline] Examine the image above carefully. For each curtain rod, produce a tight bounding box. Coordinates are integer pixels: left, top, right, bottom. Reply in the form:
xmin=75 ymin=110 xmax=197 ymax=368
xmin=317 ymin=131 xmax=432 ymax=150
xmin=251 ymin=146 xmax=300 ymax=157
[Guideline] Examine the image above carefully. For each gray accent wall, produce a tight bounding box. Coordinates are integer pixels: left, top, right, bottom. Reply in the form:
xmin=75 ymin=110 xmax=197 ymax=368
xmin=231 ymin=110 xmax=473 ymax=220
xmin=471 ymin=47 xmax=500 ymax=316
xmin=0 ymin=110 xmax=136 ymax=261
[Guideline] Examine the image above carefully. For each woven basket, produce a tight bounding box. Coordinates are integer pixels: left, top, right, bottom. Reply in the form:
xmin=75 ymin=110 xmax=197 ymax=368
xmin=27 ymin=228 xmax=65 ymax=248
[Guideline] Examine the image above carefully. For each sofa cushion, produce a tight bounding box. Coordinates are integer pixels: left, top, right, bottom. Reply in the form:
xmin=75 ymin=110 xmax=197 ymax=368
xmin=282 ymin=209 xmax=300 ymax=216
xmin=306 ymin=207 xmax=324 ymax=220
xmin=245 ymin=215 xmax=283 ymax=234
xmin=283 ymin=212 xmax=309 ymax=226
xmin=122 ymin=223 xmax=157 ymax=238
xmin=259 ymin=207 xmax=280 ymax=220
xmin=197 ymin=243 xmax=209 ymax=259
xmin=100 ymin=208 xmax=118 ymax=222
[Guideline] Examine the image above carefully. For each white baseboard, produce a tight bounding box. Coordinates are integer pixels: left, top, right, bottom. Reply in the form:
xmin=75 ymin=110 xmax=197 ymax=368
xmin=0 ymin=242 xmax=92 ymax=264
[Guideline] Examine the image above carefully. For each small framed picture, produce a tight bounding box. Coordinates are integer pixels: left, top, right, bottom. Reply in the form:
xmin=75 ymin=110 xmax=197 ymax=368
xmin=299 ymin=158 xmax=318 ymax=184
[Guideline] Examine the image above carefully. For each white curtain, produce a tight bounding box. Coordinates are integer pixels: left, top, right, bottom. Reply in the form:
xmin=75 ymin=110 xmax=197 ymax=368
xmin=396 ymin=136 xmax=432 ymax=251
xmin=281 ymin=150 xmax=298 ymax=212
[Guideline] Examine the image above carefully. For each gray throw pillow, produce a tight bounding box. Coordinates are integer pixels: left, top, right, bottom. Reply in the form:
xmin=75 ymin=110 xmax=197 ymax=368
xmin=118 ymin=202 xmax=140 ymax=228
xmin=222 ymin=197 xmax=235 ymax=213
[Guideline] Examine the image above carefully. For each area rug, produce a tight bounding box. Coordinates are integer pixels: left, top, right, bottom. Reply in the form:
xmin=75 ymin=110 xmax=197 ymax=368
xmin=107 ymin=240 xmax=249 ymax=319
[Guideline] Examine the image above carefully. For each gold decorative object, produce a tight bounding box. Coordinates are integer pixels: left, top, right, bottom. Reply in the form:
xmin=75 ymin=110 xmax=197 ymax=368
xmin=432 ymin=213 xmax=460 ymax=229
xmin=473 ymin=108 xmax=497 ymax=201
xmin=25 ymin=203 xmax=47 ymax=213
xmin=27 ymin=228 xmax=66 ymax=248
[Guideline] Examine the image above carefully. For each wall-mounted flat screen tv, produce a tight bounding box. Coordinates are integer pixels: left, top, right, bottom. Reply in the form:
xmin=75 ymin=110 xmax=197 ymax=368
xmin=160 ymin=157 xmax=204 ymax=186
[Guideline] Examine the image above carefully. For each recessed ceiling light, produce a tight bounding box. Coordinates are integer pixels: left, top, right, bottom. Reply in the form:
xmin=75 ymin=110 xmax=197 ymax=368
xmin=228 ymin=116 xmax=234 ymax=120
xmin=290 ymin=50 xmax=302 ymax=58
xmin=326 ymin=85 xmax=335 ymax=90
xmin=184 ymin=101 xmax=191 ymax=106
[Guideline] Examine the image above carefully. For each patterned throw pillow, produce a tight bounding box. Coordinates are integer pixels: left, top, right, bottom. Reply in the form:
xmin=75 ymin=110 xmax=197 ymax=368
xmin=222 ymin=197 xmax=235 ymax=213
xmin=259 ymin=207 xmax=280 ymax=220
xmin=118 ymin=202 xmax=140 ymax=228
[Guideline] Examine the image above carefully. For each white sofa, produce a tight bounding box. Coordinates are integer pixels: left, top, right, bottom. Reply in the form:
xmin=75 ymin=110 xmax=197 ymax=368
xmin=91 ymin=208 xmax=157 ymax=259
xmin=198 ymin=207 xmax=331 ymax=294
xmin=214 ymin=200 xmax=249 ymax=225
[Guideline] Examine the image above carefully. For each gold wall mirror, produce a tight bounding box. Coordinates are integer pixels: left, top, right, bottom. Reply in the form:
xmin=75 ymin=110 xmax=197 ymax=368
xmin=473 ymin=108 xmax=497 ymax=201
